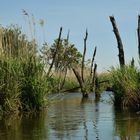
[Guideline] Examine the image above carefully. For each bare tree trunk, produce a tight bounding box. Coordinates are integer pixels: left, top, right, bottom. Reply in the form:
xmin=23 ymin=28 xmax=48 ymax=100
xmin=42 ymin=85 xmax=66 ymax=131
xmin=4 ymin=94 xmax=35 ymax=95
xmin=90 ymin=46 xmax=97 ymax=78
xmin=131 ymin=57 xmax=135 ymax=67
xmin=90 ymin=63 xmax=97 ymax=91
xmin=60 ymin=68 xmax=67 ymax=91
xmin=47 ymin=27 xmax=62 ymax=77
xmin=72 ymin=67 xmax=83 ymax=90
xmin=109 ymin=16 xmax=125 ymax=66
xmin=72 ymin=30 xmax=97 ymax=98
xmin=137 ymin=15 xmax=140 ymax=59
xmin=95 ymin=76 xmax=100 ymax=98
xmin=81 ymin=29 xmax=88 ymax=82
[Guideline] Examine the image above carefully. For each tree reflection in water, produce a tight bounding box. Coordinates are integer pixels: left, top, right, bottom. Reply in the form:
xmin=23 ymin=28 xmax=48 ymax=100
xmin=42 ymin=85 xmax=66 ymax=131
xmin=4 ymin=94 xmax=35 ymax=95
xmin=81 ymin=94 xmax=100 ymax=140
xmin=93 ymin=96 xmax=100 ymax=140
xmin=0 ymin=111 xmax=48 ymax=140
xmin=48 ymin=93 xmax=103 ymax=140
xmin=1 ymin=92 xmax=140 ymax=140
xmin=114 ymin=108 xmax=140 ymax=140
xmin=48 ymin=96 xmax=83 ymax=139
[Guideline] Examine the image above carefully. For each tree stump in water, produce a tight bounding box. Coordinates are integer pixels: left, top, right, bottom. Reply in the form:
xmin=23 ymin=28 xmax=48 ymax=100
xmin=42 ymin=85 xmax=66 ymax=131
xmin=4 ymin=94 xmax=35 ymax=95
xmin=95 ymin=77 xmax=101 ymax=98
xmin=82 ymin=92 xmax=89 ymax=98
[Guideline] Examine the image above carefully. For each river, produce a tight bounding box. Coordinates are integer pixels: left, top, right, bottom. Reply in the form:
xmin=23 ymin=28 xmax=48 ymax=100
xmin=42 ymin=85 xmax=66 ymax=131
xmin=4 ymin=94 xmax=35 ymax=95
xmin=0 ymin=92 xmax=140 ymax=140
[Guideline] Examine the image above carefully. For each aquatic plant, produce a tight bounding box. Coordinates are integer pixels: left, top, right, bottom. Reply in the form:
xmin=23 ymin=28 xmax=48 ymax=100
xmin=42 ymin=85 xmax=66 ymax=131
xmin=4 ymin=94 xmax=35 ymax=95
xmin=110 ymin=65 xmax=140 ymax=109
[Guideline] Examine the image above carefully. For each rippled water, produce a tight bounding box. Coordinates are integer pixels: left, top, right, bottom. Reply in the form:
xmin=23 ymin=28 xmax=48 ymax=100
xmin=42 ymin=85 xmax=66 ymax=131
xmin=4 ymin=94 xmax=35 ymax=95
xmin=0 ymin=92 xmax=140 ymax=140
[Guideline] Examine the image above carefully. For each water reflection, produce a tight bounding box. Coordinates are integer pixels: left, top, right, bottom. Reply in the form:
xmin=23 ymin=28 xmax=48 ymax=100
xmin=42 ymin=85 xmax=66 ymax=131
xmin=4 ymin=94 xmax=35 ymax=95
xmin=0 ymin=112 xmax=48 ymax=140
xmin=48 ymin=95 xmax=83 ymax=139
xmin=114 ymin=110 xmax=140 ymax=140
xmin=81 ymin=96 xmax=100 ymax=140
xmin=1 ymin=92 xmax=140 ymax=140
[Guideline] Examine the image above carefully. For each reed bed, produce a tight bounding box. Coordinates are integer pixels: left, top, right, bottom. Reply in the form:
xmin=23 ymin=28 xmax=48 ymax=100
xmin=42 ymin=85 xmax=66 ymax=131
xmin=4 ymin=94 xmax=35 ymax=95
xmin=0 ymin=26 xmax=48 ymax=113
xmin=110 ymin=65 xmax=140 ymax=109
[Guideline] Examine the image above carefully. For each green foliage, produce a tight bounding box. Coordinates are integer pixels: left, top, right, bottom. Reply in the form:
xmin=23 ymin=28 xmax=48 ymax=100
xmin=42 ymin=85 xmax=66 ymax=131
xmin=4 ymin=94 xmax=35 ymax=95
xmin=40 ymin=38 xmax=82 ymax=93
xmin=82 ymin=84 xmax=91 ymax=95
xmin=20 ymin=57 xmax=48 ymax=111
xmin=63 ymin=77 xmax=79 ymax=92
xmin=0 ymin=26 xmax=48 ymax=112
xmin=0 ymin=58 xmax=21 ymax=112
xmin=98 ymin=72 xmax=112 ymax=93
xmin=110 ymin=65 xmax=140 ymax=109
xmin=48 ymin=38 xmax=82 ymax=70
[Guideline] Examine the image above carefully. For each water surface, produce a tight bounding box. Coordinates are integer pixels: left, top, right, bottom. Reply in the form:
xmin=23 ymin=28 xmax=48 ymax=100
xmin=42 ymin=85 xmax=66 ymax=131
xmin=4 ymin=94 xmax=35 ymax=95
xmin=0 ymin=92 xmax=140 ymax=140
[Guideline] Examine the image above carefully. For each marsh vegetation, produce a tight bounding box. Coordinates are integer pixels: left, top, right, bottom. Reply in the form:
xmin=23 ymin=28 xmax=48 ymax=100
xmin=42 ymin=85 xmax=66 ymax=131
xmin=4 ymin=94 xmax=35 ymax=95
xmin=0 ymin=12 xmax=140 ymax=117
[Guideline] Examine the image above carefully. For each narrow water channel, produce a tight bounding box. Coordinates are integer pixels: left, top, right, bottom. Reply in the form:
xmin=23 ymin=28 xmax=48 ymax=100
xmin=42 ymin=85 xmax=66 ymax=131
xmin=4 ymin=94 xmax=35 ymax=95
xmin=0 ymin=92 xmax=140 ymax=140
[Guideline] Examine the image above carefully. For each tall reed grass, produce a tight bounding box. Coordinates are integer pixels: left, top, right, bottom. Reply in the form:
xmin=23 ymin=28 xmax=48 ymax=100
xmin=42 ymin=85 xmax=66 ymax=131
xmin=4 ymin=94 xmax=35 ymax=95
xmin=110 ymin=65 xmax=140 ymax=109
xmin=0 ymin=26 xmax=48 ymax=112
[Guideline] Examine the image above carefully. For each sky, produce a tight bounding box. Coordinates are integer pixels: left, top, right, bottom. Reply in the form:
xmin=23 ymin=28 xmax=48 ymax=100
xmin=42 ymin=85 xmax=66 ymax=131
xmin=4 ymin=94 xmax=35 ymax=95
xmin=0 ymin=0 xmax=140 ymax=72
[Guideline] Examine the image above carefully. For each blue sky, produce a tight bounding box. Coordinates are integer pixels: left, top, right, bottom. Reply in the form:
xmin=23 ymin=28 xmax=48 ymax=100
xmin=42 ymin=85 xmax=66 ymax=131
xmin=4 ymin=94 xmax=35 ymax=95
xmin=0 ymin=0 xmax=140 ymax=72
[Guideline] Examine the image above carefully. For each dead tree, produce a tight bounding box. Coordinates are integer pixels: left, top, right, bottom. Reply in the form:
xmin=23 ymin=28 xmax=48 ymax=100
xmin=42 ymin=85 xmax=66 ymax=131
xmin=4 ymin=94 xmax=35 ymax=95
xmin=95 ymin=76 xmax=100 ymax=98
xmin=109 ymin=16 xmax=125 ymax=66
xmin=72 ymin=67 xmax=83 ymax=91
xmin=91 ymin=63 xmax=97 ymax=91
xmin=81 ymin=29 xmax=88 ymax=82
xmin=47 ymin=27 xmax=62 ymax=77
xmin=131 ymin=57 xmax=135 ymax=67
xmin=71 ymin=30 xmax=97 ymax=98
xmin=59 ymin=31 xmax=70 ymax=91
xmin=90 ymin=47 xmax=97 ymax=80
xmin=137 ymin=15 xmax=140 ymax=59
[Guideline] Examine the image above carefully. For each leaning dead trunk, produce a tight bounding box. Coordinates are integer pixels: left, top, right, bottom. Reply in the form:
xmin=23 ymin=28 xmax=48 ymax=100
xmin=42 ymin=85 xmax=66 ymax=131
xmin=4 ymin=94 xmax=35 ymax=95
xmin=109 ymin=16 xmax=125 ymax=66
xmin=72 ymin=67 xmax=88 ymax=97
xmin=47 ymin=27 xmax=62 ymax=77
xmin=72 ymin=67 xmax=83 ymax=90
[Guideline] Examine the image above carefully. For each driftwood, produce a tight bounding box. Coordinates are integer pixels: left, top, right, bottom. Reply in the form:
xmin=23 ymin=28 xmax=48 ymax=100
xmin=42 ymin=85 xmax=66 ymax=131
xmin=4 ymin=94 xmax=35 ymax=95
xmin=47 ymin=27 xmax=62 ymax=77
xmin=99 ymin=80 xmax=109 ymax=84
xmin=63 ymin=86 xmax=80 ymax=93
xmin=137 ymin=15 xmax=140 ymax=59
xmin=109 ymin=16 xmax=125 ymax=66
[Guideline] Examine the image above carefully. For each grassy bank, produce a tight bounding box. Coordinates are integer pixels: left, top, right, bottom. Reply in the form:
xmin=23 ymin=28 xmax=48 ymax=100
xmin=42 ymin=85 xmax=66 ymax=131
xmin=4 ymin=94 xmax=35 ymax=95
xmin=0 ymin=26 xmax=48 ymax=113
xmin=110 ymin=65 xmax=140 ymax=110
